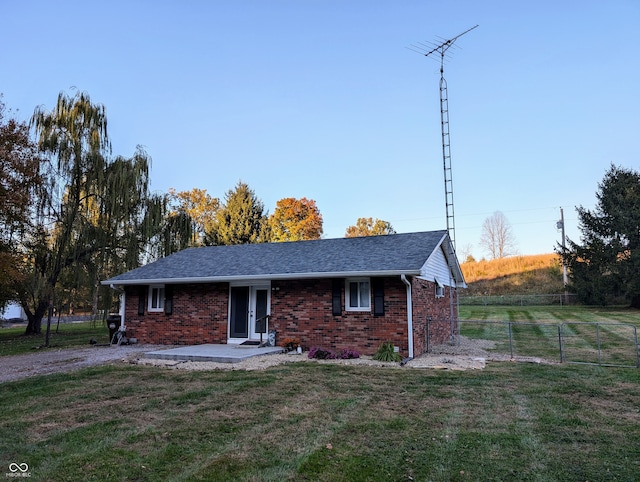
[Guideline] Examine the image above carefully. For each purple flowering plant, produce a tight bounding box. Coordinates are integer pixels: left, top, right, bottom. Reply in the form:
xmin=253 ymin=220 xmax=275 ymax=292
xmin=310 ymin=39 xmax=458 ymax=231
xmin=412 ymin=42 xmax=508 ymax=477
xmin=308 ymin=346 xmax=360 ymax=360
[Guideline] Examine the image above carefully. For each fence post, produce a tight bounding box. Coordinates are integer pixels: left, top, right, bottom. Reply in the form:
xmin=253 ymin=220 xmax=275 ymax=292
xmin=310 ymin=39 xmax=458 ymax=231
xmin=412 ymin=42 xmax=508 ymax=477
xmin=633 ymin=325 xmax=640 ymax=368
xmin=558 ymin=325 xmax=564 ymax=363
xmin=508 ymin=322 xmax=514 ymax=359
xmin=596 ymin=323 xmax=602 ymax=365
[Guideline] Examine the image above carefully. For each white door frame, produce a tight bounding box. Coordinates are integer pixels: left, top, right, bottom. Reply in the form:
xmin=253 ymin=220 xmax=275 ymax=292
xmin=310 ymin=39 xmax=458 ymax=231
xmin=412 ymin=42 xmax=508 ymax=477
xmin=228 ymin=282 xmax=271 ymax=343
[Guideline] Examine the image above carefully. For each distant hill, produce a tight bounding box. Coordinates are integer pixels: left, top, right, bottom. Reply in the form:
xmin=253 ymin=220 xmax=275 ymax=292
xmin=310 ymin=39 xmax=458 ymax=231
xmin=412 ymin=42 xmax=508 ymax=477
xmin=460 ymin=254 xmax=565 ymax=296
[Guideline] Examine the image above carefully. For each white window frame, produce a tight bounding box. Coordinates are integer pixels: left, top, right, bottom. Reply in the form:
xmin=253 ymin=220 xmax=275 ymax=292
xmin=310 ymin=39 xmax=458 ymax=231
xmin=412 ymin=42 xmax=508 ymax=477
xmin=345 ymin=278 xmax=371 ymax=312
xmin=148 ymin=285 xmax=165 ymax=312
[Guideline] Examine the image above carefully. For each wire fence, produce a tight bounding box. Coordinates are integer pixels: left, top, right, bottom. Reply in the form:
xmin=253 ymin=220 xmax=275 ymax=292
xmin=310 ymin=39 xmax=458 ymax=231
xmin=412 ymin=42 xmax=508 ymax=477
xmin=459 ymin=294 xmax=578 ymax=306
xmin=428 ymin=320 xmax=639 ymax=368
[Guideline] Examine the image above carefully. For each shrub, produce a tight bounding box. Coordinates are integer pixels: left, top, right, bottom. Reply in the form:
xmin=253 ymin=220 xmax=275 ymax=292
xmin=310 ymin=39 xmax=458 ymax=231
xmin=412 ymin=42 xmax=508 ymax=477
xmin=308 ymin=347 xmax=361 ymax=360
xmin=281 ymin=337 xmax=300 ymax=352
xmin=373 ymin=341 xmax=401 ymax=362
xmin=308 ymin=347 xmax=336 ymax=359
xmin=341 ymin=348 xmax=360 ymax=359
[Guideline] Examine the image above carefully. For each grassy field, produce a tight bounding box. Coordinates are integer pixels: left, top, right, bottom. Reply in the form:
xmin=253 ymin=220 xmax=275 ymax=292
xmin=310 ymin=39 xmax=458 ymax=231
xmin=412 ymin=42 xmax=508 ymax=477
xmin=0 ymin=320 xmax=110 ymax=356
xmin=461 ymin=254 xmax=565 ymax=296
xmin=459 ymin=306 xmax=640 ymax=367
xmin=459 ymin=305 xmax=640 ymax=324
xmin=1 ymin=361 xmax=639 ymax=481
xmin=1 ymin=307 xmax=639 ymax=480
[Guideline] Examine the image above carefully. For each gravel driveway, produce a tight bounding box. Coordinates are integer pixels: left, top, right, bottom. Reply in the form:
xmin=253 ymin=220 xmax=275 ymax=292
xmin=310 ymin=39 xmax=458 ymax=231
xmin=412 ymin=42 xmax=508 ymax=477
xmin=0 ymin=345 xmax=162 ymax=383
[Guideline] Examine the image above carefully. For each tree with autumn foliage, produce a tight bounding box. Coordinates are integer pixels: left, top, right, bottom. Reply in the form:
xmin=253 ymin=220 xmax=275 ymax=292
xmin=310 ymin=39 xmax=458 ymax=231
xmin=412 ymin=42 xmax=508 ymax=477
xmin=269 ymin=197 xmax=323 ymax=242
xmin=168 ymin=187 xmax=220 ymax=245
xmin=345 ymin=217 xmax=396 ymax=237
xmin=0 ymin=96 xmax=46 ymax=311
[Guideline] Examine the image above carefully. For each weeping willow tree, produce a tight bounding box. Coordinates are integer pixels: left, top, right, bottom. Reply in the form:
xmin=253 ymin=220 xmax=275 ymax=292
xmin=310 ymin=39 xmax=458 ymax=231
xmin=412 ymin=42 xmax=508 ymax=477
xmin=21 ymin=90 xmax=191 ymax=336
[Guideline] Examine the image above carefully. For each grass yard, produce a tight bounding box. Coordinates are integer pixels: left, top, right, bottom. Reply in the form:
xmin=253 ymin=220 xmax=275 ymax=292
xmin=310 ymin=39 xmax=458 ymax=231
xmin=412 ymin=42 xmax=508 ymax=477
xmin=459 ymin=306 xmax=640 ymax=367
xmin=1 ymin=362 xmax=639 ymax=481
xmin=0 ymin=321 xmax=110 ymax=356
xmin=1 ymin=306 xmax=640 ymax=480
xmin=459 ymin=305 xmax=640 ymax=324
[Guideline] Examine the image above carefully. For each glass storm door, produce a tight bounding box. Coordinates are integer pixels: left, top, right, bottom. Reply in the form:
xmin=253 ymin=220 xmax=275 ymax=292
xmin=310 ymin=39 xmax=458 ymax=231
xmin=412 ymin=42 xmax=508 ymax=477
xmin=229 ymin=286 xmax=250 ymax=338
xmin=229 ymin=285 xmax=270 ymax=340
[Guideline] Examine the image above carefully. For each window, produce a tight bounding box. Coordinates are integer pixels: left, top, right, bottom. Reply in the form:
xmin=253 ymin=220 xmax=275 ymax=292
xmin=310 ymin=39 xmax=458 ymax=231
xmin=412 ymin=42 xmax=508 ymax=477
xmin=435 ymin=279 xmax=445 ymax=298
xmin=345 ymin=278 xmax=370 ymax=311
xmin=148 ymin=285 xmax=165 ymax=312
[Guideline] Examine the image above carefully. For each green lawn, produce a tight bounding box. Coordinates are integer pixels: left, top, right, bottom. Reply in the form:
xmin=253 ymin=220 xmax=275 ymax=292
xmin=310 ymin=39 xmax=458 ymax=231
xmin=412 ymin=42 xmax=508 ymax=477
xmin=1 ymin=362 xmax=639 ymax=481
xmin=459 ymin=306 xmax=640 ymax=367
xmin=1 ymin=307 xmax=640 ymax=480
xmin=0 ymin=320 xmax=110 ymax=356
xmin=459 ymin=305 xmax=640 ymax=325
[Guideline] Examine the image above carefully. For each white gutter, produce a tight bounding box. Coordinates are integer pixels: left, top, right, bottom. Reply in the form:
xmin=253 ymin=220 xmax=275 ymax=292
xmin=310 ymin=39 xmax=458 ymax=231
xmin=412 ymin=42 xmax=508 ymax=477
xmin=401 ymin=274 xmax=414 ymax=359
xmin=101 ymin=269 xmax=422 ymax=287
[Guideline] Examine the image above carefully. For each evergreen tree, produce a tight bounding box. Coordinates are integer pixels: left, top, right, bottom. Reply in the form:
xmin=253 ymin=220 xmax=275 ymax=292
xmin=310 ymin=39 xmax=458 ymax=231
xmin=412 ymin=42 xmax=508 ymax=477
xmin=207 ymin=181 xmax=269 ymax=245
xmin=559 ymin=164 xmax=640 ymax=307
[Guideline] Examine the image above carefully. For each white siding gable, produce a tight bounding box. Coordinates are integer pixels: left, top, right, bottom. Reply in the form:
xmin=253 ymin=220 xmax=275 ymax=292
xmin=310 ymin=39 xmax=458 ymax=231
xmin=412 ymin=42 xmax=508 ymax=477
xmin=420 ymin=245 xmax=455 ymax=286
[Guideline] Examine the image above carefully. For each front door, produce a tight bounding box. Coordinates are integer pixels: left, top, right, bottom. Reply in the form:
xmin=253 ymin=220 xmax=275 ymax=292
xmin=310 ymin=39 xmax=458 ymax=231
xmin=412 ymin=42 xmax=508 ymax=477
xmin=229 ymin=285 xmax=270 ymax=341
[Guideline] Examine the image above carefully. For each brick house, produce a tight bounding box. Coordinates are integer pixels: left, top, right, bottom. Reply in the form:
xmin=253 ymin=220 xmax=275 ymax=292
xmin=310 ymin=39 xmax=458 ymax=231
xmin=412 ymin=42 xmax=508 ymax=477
xmin=102 ymin=230 xmax=466 ymax=358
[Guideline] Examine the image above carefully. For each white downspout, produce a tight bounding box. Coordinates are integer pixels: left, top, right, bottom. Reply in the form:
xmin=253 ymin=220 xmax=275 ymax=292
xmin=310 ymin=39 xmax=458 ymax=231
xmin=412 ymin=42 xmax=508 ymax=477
xmin=401 ymin=275 xmax=414 ymax=359
xmin=110 ymin=284 xmax=126 ymax=331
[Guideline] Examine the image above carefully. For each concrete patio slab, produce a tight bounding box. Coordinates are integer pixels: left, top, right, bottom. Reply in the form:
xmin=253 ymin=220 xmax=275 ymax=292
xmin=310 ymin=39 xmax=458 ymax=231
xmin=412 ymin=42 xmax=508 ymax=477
xmin=144 ymin=344 xmax=284 ymax=363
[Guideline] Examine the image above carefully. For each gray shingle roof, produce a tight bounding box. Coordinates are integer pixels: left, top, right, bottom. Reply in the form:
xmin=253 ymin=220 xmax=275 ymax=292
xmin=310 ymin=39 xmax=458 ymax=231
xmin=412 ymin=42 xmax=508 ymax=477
xmin=103 ymin=230 xmax=451 ymax=285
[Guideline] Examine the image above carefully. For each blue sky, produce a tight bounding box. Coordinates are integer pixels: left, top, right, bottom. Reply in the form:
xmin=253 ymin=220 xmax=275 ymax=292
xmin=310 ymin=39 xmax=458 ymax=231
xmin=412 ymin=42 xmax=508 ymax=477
xmin=3 ymin=0 xmax=639 ymax=258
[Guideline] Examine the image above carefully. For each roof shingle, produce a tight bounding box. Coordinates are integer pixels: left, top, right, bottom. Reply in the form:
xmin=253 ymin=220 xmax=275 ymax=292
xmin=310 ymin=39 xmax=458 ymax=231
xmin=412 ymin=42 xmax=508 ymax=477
xmin=103 ymin=230 xmax=450 ymax=285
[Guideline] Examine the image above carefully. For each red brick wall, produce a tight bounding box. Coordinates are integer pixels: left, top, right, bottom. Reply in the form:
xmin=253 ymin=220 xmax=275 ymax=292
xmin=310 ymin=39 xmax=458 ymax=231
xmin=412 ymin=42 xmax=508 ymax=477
xmin=410 ymin=277 xmax=459 ymax=354
xmin=269 ymin=277 xmax=409 ymax=356
xmin=121 ymin=276 xmax=459 ymax=356
xmin=123 ymin=283 xmax=228 ymax=345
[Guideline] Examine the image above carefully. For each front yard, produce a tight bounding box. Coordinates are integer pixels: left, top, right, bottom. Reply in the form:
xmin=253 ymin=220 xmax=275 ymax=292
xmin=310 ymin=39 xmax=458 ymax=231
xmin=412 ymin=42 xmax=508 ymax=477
xmin=1 ymin=360 xmax=639 ymax=481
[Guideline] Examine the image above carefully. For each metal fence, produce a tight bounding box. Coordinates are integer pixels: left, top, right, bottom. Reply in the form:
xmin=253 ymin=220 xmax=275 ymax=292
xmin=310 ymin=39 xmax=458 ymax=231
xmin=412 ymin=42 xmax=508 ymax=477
xmin=428 ymin=320 xmax=640 ymax=368
xmin=459 ymin=293 xmax=578 ymax=306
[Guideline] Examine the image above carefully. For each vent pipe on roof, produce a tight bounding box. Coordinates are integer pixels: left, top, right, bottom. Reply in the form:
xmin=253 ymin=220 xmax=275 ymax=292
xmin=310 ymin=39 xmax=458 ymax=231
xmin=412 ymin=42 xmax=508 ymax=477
xmin=401 ymin=275 xmax=414 ymax=359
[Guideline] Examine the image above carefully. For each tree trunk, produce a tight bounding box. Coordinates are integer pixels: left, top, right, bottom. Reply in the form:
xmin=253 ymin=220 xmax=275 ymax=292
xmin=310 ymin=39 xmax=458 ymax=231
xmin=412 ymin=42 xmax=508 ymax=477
xmin=24 ymin=300 xmax=49 ymax=335
xmin=630 ymin=295 xmax=640 ymax=309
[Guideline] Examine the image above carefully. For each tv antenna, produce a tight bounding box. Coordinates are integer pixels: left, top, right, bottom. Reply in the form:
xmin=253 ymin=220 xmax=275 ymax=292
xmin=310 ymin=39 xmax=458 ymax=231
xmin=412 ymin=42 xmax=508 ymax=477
xmin=408 ymin=24 xmax=478 ymax=250
xmin=409 ymin=24 xmax=478 ymax=343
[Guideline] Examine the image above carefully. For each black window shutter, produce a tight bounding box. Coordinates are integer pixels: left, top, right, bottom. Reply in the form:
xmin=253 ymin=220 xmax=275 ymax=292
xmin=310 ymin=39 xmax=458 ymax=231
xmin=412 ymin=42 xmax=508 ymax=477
xmin=164 ymin=285 xmax=173 ymax=315
xmin=138 ymin=287 xmax=145 ymax=315
xmin=332 ymin=279 xmax=342 ymax=316
xmin=373 ymin=278 xmax=385 ymax=316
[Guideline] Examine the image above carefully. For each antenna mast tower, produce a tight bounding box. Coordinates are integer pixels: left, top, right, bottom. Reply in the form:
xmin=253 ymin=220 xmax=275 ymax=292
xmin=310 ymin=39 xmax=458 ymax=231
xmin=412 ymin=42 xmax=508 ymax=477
xmin=410 ymin=24 xmax=478 ymax=342
xmin=410 ymin=24 xmax=478 ymax=249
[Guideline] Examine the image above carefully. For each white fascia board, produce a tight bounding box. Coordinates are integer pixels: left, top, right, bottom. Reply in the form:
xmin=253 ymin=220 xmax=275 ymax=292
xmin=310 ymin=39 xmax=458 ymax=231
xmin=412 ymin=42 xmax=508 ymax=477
xmin=102 ymin=269 xmax=421 ymax=287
